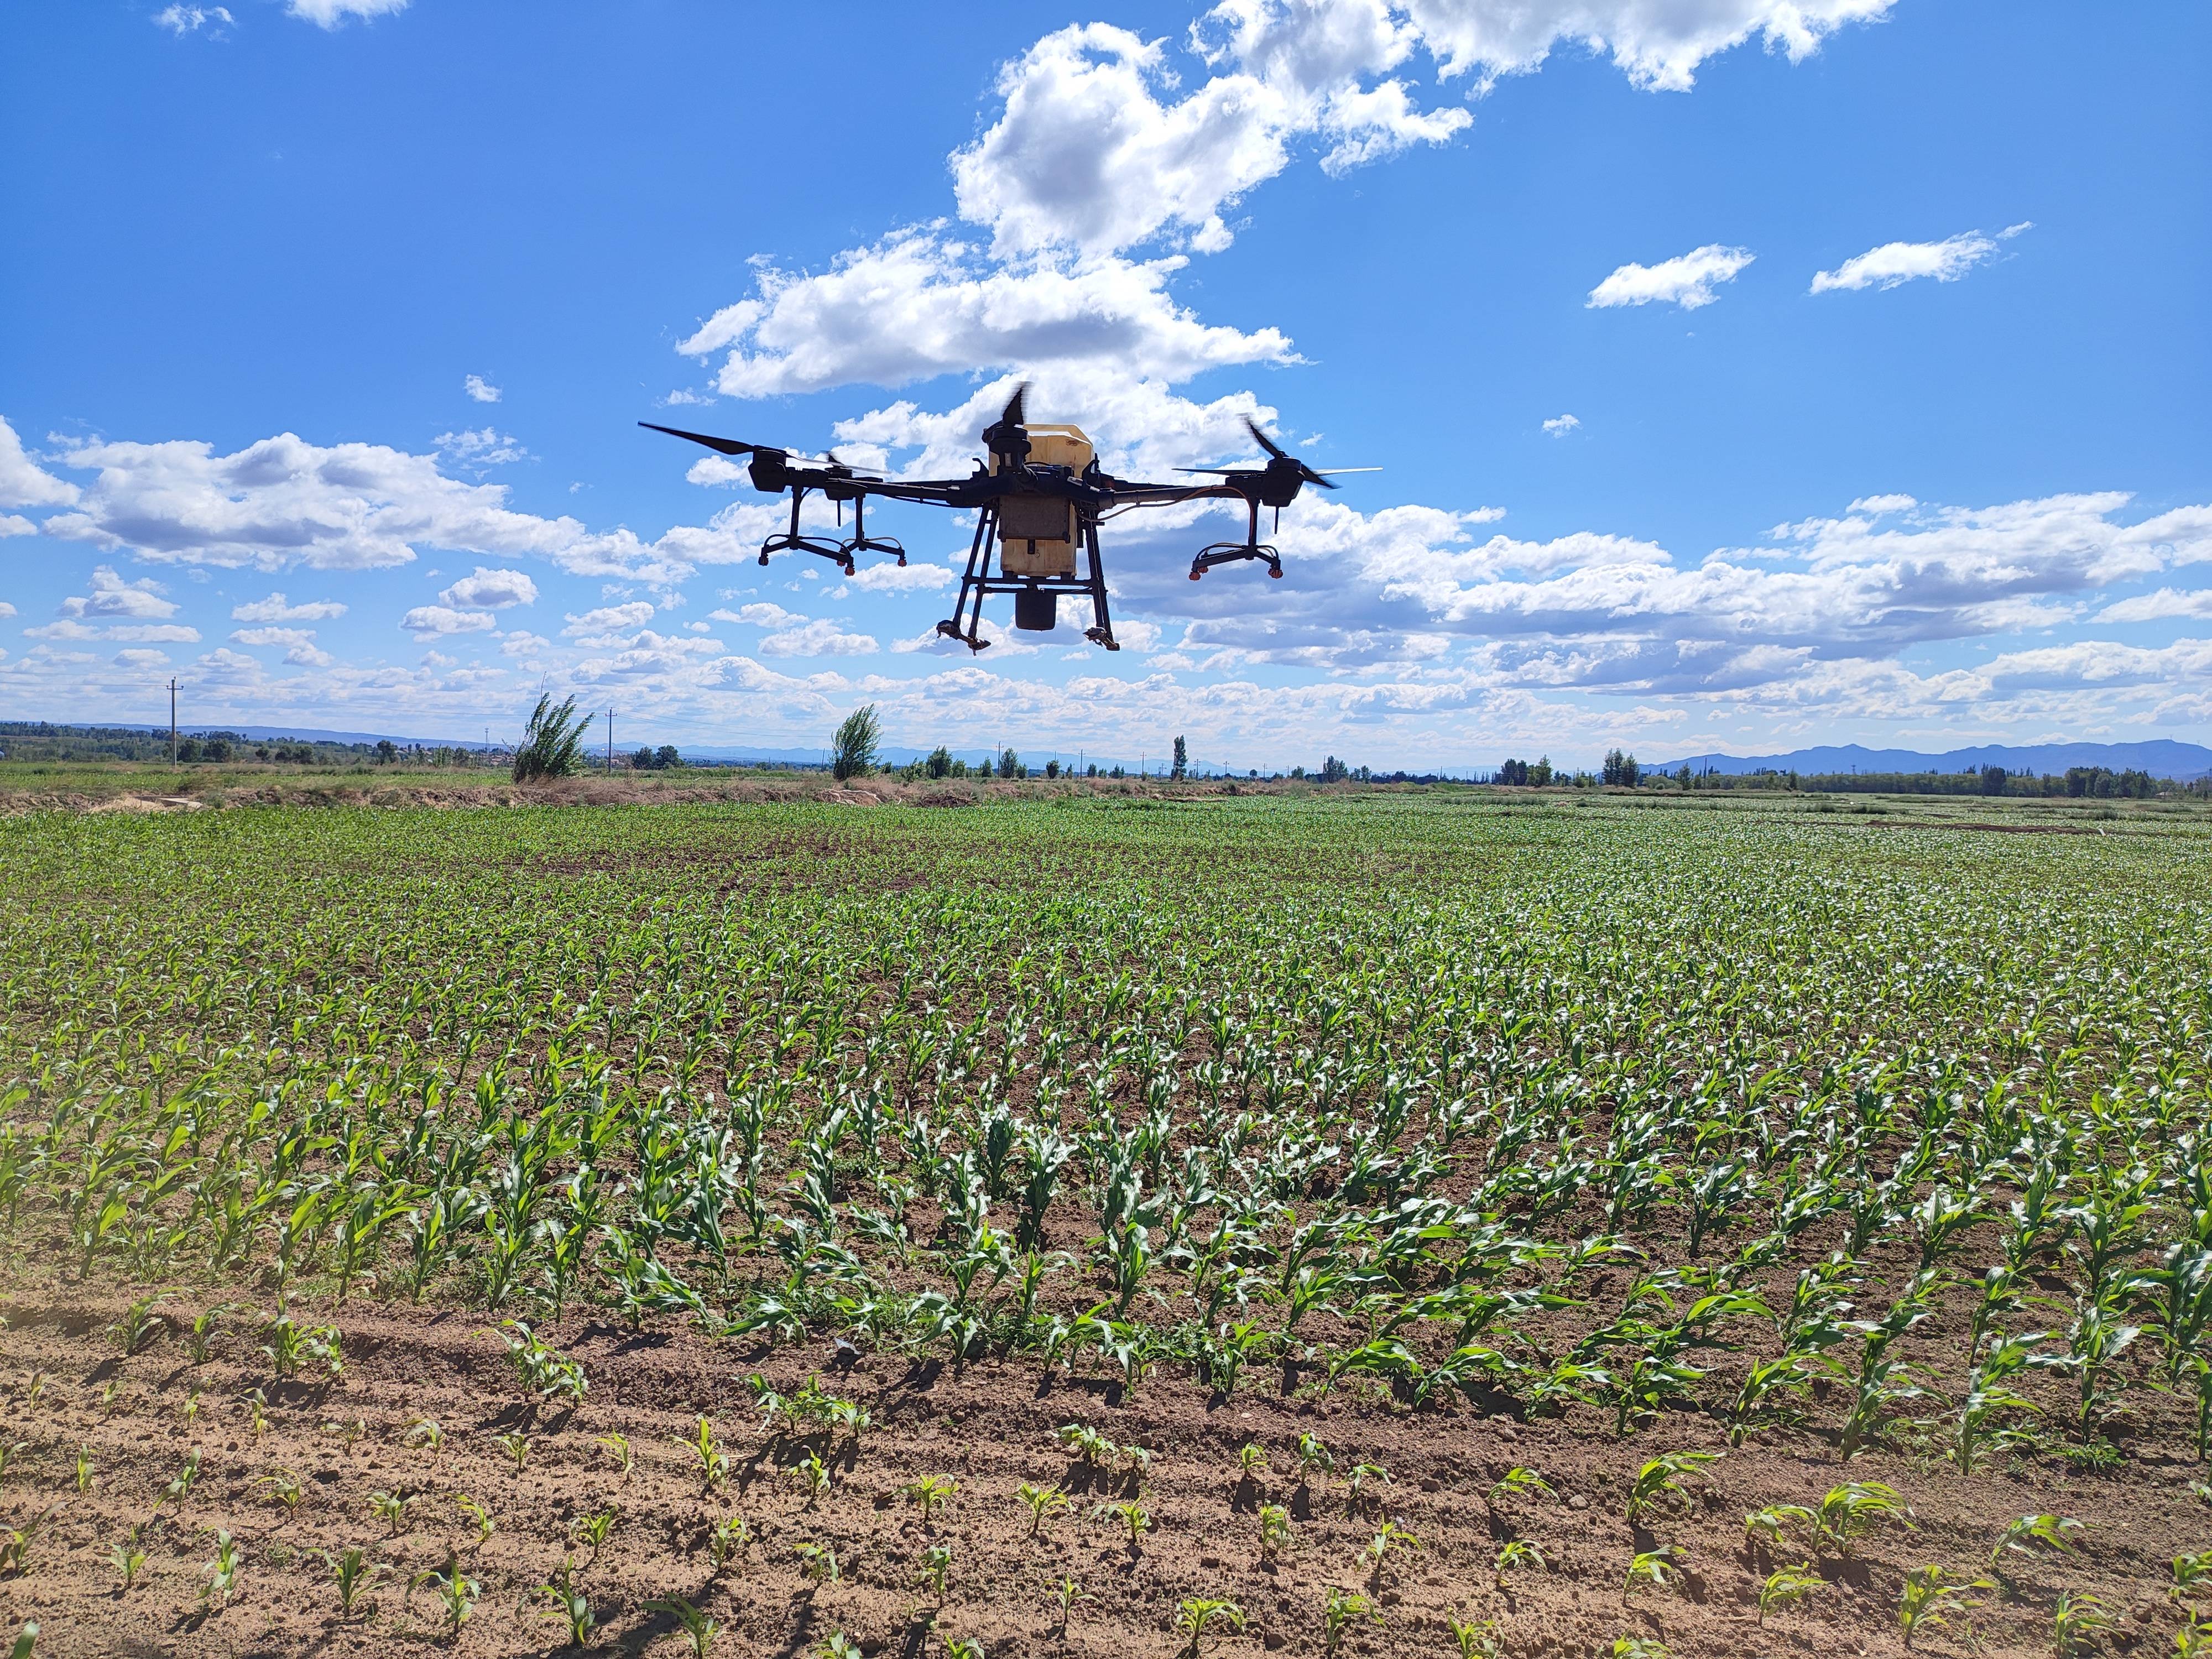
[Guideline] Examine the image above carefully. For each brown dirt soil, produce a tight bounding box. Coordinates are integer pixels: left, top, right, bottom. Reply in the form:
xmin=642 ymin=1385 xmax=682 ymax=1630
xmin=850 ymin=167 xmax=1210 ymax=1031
xmin=0 ymin=1288 xmax=2200 ymax=1659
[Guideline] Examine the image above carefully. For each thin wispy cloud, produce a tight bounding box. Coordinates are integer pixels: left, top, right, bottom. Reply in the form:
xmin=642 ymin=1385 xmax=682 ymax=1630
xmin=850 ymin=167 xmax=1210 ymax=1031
xmin=1811 ymin=223 xmax=2031 ymax=293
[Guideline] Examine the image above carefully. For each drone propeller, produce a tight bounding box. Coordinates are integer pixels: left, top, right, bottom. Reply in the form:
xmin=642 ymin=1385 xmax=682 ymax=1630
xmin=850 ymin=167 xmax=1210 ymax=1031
xmin=980 ymin=380 xmax=1032 ymax=467
xmin=639 ymin=422 xmax=874 ymax=475
xmin=1173 ymin=419 xmax=1376 ymax=490
xmin=638 ymin=421 xmax=762 ymax=457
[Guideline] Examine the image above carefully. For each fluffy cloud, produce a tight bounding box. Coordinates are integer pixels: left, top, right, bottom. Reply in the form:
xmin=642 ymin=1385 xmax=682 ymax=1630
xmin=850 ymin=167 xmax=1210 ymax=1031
xmin=1588 ymin=244 xmax=1754 ymax=310
xmin=564 ymin=602 xmax=657 ymax=639
xmin=233 ymin=591 xmax=346 ymax=622
xmin=463 ymin=374 xmax=502 ymax=403
xmin=439 ymin=567 xmax=538 ymax=610
xmin=2096 ymin=587 xmax=2212 ymax=624
xmin=1542 ymin=414 xmax=1580 ymax=437
xmin=0 ymin=602 xmax=14 ymax=618
xmin=1810 ymin=223 xmax=2030 ymax=294
xmin=435 ymin=428 xmax=530 ymax=473
xmin=0 ymin=418 xmax=80 ymax=509
xmin=154 ymin=5 xmax=232 ymax=34
xmin=35 ymin=429 xmax=709 ymax=585
xmin=286 ymin=0 xmax=406 ymax=26
xmin=1396 ymin=0 xmax=1897 ymax=92
xmin=953 ymin=21 xmax=1467 ymax=260
xmin=59 ymin=566 xmax=177 ymax=620
xmin=230 ymin=626 xmax=334 ymax=666
xmin=681 ymin=231 xmax=1295 ymax=398
xmin=757 ymin=619 xmax=879 ymax=658
xmin=400 ymin=605 xmax=498 ymax=636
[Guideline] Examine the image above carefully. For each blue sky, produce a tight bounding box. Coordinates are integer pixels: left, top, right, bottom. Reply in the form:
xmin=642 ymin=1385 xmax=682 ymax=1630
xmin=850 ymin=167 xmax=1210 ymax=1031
xmin=2 ymin=0 xmax=2206 ymax=770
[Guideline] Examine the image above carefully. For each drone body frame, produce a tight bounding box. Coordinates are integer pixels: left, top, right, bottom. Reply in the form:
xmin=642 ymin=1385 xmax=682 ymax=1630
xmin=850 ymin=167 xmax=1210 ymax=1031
xmin=641 ymin=387 xmax=1368 ymax=653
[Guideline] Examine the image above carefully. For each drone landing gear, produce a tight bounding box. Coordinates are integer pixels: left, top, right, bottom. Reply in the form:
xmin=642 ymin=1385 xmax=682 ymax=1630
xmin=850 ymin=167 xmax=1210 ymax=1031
xmin=1189 ymin=496 xmax=1285 ymax=580
xmin=757 ymin=486 xmax=855 ymax=574
xmin=838 ymin=493 xmax=906 ymax=568
xmin=935 ymin=504 xmax=1121 ymax=652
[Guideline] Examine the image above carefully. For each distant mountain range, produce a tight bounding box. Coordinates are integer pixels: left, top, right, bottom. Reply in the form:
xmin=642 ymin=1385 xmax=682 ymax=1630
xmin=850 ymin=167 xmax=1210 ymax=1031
xmin=1647 ymin=740 xmax=2212 ymax=780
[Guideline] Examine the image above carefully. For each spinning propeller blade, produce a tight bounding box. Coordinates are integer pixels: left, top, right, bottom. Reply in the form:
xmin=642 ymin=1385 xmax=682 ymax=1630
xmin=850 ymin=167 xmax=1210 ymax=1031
xmin=1246 ymin=418 xmax=1342 ymax=489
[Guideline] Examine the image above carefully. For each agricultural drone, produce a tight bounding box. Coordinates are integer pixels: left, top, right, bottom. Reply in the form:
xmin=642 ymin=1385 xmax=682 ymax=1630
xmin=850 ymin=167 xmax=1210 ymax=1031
xmin=641 ymin=386 xmax=1371 ymax=651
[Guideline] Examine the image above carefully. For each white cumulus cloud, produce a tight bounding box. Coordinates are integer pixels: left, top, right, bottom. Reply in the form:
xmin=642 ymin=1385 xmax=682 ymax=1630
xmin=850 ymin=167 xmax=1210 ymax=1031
xmin=439 ymin=567 xmax=538 ymax=610
xmin=1542 ymin=414 xmax=1580 ymax=437
xmin=60 ymin=566 xmax=178 ymax=620
xmin=0 ymin=418 xmax=81 ymax=509
xmin=1588 ymin=244 xmax=1754 ymax=310
xmin=233 ymin=591 xmax=347 ymax=622
xmin=154 ymin=5 xmax=232 ymax=34
xmin=564 ymin=602 xmax=656 ymax=638
xmin=400 ymin=605 xmax=497 ymax=636
xmin=2096 ymin=587 xmax=2212 ymax=624
xmin=286 ymin=0 xmax=406 ymax=27
xmin=463 ymin=374 xmax=502 ymax=403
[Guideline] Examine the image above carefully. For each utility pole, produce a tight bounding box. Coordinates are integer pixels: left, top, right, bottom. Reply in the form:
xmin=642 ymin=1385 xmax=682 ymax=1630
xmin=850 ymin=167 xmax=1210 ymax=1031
xmin=607 ymin=708 xmax=614 ymax=774
xmin=167 ymin=677 xmax=179 ymax=766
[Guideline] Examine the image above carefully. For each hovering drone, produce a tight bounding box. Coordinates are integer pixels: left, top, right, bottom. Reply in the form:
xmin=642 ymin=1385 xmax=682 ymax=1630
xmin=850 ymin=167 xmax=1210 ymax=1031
xmin=641 ymin=387 xmax=1371 ymax=651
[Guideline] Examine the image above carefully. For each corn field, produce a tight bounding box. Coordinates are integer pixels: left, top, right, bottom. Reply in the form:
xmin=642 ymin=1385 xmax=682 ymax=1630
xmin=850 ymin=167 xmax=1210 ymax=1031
xmin=0 ymin=791 xmax=2207 ymax=1656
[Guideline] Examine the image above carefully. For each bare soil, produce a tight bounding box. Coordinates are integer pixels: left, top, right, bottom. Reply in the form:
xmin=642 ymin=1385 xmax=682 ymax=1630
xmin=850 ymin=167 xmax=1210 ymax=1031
xmin=0 ymin=1286 xmax=2198 ymax=1659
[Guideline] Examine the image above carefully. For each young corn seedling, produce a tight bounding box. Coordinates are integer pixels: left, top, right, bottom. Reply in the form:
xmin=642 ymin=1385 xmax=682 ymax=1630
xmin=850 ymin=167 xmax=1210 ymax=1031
xmin=1450 ymin=1615 xmax=1502 ymax=1659
xmin=1018 ymin=1481 xmax=1071 ymax=1536
xmin=1237 ymin=1442 xmax=1269 ymax=1480
xmin=1990 ymin=1514 xmax=2083 ymax=1578
xmin=1057 ymin=1422 xmax=1117 ymax=1469
xmin=1322 ymin=1587 xmax=1381 ymax=1656
xmin=495 ymin=1431 xmax=531 ymax=1473
xmin=1624 ymin=1450 xmax=1720 ymax=1523
xmin=72 ymin=1448 xmax=92 ymax=1494
xmin=791 ymin=1450 xmax=832 ymax=1504
xmin=534 ymin=1559 xmax=597 ymax=1648
xmin=2054 ymin=1592 xmax=2113 ymax=1657
xmin=253 ymin=1467 xmax=304 ymax=1514
xmin=1094 ymin=1499 xmax=1150 ymax=1549
xmin=1494 ymin=1539 xmax=1547 ymax=1587
xmin=682 ymin=1417 xmax=729 ymax=1493
xmin=1258 ymin=1504 xmax=1292 ymax=1561
xmin=1624 ymin=1545 xmax=1686 ymax=1603
xmin=792 ymin=1540 xmax=840 ymax=1584
xmin=572 ymin=1507 xmax=615 ymax=1563
xmin=1052 ymin=1574 xmax=1095 ymax=1633
xmin=200 ymin=1527 xmax=242 ymax=1609
xmin=707 ymin=1514 xmax=752 ymax=1573
xmin=109 ymin=1527 xmax=150 ymax=1590
xmin=163 ymin=1448 xmax=203 ymax=1505
xmin=815 ymin=1636 xmax=864 ymax=1659
xmin=238 ymin=1388 xmax=269 ymax=1437
xmin=183 ymin=1304 xmax=234 ymax=1365
xmin=455 ymin=1493 xmax=495 ymax=1548
xmin=914 ymin=1543 xmax=952 ymax=1604
xmin=1758 ymin=1563 xmax=1824 ymax=1624
xmin=367 ymin=1489 xmax=410 ymax=1536
xmin=321 ymin=1545 xmax=380 ymax=1618
xmin=411 ymin=1550 xmax=480 ymax=1637
xmin=108 ymin=1293 xmax=172 ymax=1357
xmin=905 ymin=1473 xmax=957 ymax=1521
xmin=646 ymin=1595 xmax=720 ymax=1658
xmin=2176 ymin=1550 xmax=2212 ymax=1612
xmin=1296 ymin=1432 xmax=1334 ymax=1490
xmin=1363 ymin=1521 xmax=1421 ymax=1588
xmin=1898 ymin=1566 xmax=1991 ymax=1650
xmin=1485 ymin=1466 xmax=1557 ymax=1519
xmin=0 ymin=1512 xmax=50 ymax=1575
xmin=402 ymin=1416 xmax=445 ymax=1451
xmin=1175 ymin=1597 xmax=1246 ymax=1658
xmin=1344 ymin=1462 xmax=1389 ymax=1515
xmin=595 ymin=1431 xmax=633 ymax=1479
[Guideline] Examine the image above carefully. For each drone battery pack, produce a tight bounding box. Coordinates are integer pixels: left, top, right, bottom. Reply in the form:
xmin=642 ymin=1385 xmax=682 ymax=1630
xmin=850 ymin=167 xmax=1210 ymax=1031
xmin=1013 ymin=587 xmax=1058 ymax=632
